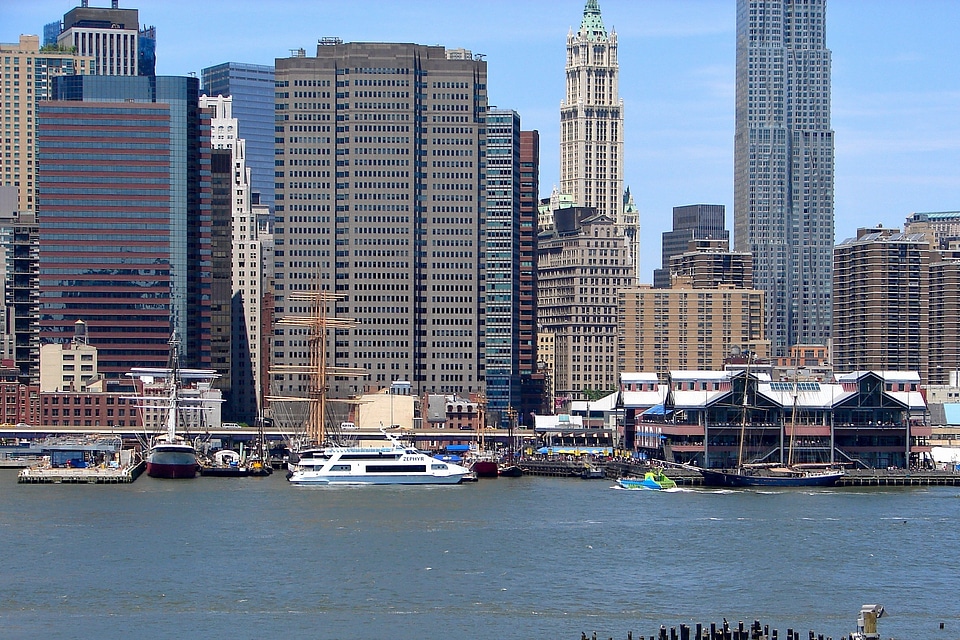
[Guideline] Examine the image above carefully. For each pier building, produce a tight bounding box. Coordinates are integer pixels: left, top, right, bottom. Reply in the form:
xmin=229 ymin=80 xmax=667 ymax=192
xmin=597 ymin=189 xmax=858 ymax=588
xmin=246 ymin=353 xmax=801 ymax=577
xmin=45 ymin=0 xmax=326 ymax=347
xmin=620 ymin=369 xmax=930 ymax=469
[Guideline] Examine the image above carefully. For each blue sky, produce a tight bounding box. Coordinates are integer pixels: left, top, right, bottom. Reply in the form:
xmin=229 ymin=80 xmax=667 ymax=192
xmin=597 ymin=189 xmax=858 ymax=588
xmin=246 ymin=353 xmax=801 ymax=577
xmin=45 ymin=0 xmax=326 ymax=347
xmin=6 ymin=0 xmax=959 ymax=281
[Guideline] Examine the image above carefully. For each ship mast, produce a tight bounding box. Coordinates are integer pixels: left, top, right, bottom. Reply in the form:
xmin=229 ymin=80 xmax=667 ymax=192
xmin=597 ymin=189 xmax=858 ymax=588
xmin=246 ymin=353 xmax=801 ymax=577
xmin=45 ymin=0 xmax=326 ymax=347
xmin=736 ymin=353 xmax=751 ymax=471
xmin=269 ymin=292 xmax=366 ymax=444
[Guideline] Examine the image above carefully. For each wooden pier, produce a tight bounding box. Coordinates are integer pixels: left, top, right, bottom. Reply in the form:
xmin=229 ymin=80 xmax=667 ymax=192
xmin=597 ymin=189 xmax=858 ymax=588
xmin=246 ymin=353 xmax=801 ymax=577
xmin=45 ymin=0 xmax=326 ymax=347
xmin=18 ymin=460 xmax=145 ymax=484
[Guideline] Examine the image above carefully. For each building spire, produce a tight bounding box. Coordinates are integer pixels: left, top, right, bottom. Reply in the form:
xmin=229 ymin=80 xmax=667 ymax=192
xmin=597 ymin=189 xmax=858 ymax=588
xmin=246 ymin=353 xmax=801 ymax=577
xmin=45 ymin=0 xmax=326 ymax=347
xmin=579 ymin=0 xmax=607 ymax=41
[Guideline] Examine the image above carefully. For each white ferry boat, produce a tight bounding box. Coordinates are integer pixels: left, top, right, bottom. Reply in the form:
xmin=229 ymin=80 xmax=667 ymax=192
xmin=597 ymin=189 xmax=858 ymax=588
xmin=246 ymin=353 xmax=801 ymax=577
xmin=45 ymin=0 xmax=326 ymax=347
xmin=287 ymin=431 xmax=469 ymax=485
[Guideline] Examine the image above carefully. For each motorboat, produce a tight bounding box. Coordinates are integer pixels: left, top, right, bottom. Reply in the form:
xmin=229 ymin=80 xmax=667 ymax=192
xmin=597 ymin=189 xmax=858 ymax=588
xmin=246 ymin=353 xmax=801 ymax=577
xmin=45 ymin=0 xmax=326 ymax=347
xmin=617 ymin=469 xmax=677 ymax=490
xmin=287 ymin=430 xmax=470 ymax=485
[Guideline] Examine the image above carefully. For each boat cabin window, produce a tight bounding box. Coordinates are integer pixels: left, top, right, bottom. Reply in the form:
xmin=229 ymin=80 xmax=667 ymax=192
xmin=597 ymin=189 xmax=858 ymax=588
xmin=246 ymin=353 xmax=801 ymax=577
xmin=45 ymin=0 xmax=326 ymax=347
xmin=330 ymin=464 xmax=351 ymax=472
xmin=431 ymin=463 xmax=448 ymax=470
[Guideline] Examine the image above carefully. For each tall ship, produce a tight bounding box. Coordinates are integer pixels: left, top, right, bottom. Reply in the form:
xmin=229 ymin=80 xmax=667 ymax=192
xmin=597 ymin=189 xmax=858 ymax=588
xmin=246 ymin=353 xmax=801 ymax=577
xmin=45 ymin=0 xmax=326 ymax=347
xmin=129 ymin=335 xmax=222 ymax=479
xmin=287 ymin=429 xmax=469 ymax=485
xmin=699 ymin=358 xmax=844 ymax=488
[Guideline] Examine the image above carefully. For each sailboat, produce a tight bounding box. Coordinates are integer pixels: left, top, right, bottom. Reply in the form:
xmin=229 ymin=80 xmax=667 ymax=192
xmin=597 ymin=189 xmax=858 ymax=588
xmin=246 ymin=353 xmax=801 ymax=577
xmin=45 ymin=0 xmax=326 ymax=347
xmin=699 ymin=359 xmax=844 ymax=488
xmin=130 ymin=334 xmax=221 ymax=479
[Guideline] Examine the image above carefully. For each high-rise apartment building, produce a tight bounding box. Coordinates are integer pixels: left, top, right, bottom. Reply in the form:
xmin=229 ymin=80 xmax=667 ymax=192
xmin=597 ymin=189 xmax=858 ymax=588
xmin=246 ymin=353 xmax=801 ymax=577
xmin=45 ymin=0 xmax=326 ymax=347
xmin=928 ymin=243 xmax=960 ymax=386
xmin=560 ymin=1 xmax=634 ymax=276
xmin=200 ymin=95 xmax=264 ymax=423
xmin=272 ymin=41 xmax=487 ymax=399
xmin=202 ymin=62 xmax=276 ymax=212
xmin=56 ymin=1 xmax=155 ymax=77
xmin=653 ymin=204 xmax=728 ymax=288
xmin=37 ymin=75 xmax=211 ymax=375
xmin=620 ymin=237 xmax=766 ymax=377
xmin=484 ymin=109 xmax=521 ymax=424
xmin=537 ymin=207 xmax=632 ymax=403
xmin=0 ymin=195 xmax=39 ymax=384
xmin=733 ymin=0 xmax=834 ymax=356
xmin=618 ymin=284 xmax=768 ymax=376
xmin=668 ymin=239 xmax=753 ymax=290
xmin=0 ymin=35 xmax=94 ymax=213
xmin=833 ymin=227 xmax=929 ymax=380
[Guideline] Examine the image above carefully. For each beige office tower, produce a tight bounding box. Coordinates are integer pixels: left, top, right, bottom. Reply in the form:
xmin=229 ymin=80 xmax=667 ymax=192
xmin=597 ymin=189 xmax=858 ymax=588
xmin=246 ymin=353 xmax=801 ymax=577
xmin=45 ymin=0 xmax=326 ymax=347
xmin=273 ymin=41 xmax=487 ymax=398
xmin=560 ymin=2 xmax=634 ymax=277
xmin=0 ymin=35 xmax=93 ymax=213
xmin=537 ymin=207 xmax=633 ymax=403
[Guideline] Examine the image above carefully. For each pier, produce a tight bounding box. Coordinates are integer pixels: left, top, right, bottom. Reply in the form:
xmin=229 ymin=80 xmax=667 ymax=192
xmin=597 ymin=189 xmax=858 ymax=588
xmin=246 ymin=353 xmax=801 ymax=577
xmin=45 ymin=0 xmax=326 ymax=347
xmin=18 ymin=459 xmax=146 ymax=484
xmin=536 ymin=459 xmax=960 ymax=487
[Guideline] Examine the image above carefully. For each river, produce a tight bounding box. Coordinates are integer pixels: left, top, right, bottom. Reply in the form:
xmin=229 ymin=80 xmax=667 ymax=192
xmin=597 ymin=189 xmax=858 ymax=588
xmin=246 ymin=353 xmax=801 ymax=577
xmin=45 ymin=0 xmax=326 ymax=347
xmin=0 ymin=471 xmax=957 ymax=639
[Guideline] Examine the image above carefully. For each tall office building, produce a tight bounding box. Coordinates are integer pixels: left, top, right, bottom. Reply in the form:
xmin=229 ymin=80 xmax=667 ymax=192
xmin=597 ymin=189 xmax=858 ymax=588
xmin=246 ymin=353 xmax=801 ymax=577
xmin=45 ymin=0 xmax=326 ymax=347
xmin=202 ymin=63 xmax=276 ymax=212
xmin=560 ymin=1 xmax=633 ymax=274
xmin=833 ymin=227 xmax=929 ymax=380
xmin=56 ymin=1 xmax=155 ymax=77
xmin=733 ymin=0 xmax=834 ymax=356
xmin=273 ymin=41 xmax=487 ymax=399
xmin=653 ymin=204 xmax=728 ymax=288
xmin=484 ymin=109 xmax=521 ymax=425
xmin=0 ymin=35 xmax=94 ymax=214
xmin=537 ymin=207 xmax=632 ymax=402
xmin=37 ymin=75 xmax=211 ymax=375
xmin=200 ymin=94 xmax=264 ymax=424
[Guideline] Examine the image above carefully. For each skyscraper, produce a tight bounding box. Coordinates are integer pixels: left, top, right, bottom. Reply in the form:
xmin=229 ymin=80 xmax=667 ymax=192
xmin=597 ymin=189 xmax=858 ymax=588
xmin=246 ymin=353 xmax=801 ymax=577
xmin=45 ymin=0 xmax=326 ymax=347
xmin=37 ymin=75 xmax=211 ymax=374
xmin=833 ymin=227 xmax=929 ymax=380
xmin=484 ymin=109 xmax=521 ymax=424
xmin=56 ymin=1 xmax=154 ymax=77
xmin=0 ymin=35 xmax=93 ymax=214
xmin=272 ymin=41 xmax=487 ymax=399
xmin=202 ymin=62 xmax=276 ymax=212
xmin=733 ymin=0 xmax=834 ymax=356
xmin=537 ymin=207 xmax=632 ymax=402
xmin=560 ymin=1 xmax=633 ymax=273
xmin=653 ymin=204 xmax=728 ymax=288
xmin=200 ymin=94 xmax=264 ymax=423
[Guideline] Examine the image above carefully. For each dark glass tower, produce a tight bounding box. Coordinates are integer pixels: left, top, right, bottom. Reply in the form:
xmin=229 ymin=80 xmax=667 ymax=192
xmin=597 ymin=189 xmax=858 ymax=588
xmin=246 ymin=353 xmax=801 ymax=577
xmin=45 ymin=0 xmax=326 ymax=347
xmin=653 ymin=204 xmax=728 ymax=288
xmin=37 ymin=75 xmax=211 ymax=374
xmin=201 ymin=62 xmax=276 ymax=212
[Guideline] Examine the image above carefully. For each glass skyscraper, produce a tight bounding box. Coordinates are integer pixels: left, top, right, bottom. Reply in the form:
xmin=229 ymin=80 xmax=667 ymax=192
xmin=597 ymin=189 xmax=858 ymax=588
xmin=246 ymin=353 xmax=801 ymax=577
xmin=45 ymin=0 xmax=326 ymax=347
xmin=202 ymin=62 xmax=276 ymax=212
xmin=484 ymin=109 xmax=521 ymax=425
xmin=37 ymin=75 xmax=211 ymax=374
xmin=733 ymin=0 xmax=834 ymax=356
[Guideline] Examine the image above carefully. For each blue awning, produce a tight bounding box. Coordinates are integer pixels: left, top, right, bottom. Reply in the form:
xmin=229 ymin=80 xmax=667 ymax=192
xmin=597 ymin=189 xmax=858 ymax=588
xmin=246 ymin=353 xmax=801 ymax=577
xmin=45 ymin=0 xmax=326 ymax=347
xmin=445 ymin=444 xmax=471 ymax=452
xmin=536 ymin=446 xmax=612 ymax=455
xmin=642 ymin=404 xmax=672 ymax=416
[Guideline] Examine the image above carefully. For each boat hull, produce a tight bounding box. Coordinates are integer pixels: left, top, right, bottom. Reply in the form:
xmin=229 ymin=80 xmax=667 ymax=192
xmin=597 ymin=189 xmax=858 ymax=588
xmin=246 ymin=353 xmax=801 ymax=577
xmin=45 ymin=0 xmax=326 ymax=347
xmin=699 ymin=469 xmax=844 ymax=488
xmin=617 ymin=472 xmax=676 ymax=490
xmin=471 ymin=460 xmax=499 ymax=478
xmin=288 ymin=472 xmax=465 ymax=485
xmin=498 ymin=465 xmax=523 ymax=477
xmin=146 ymin=448 xmax=198 ymax=479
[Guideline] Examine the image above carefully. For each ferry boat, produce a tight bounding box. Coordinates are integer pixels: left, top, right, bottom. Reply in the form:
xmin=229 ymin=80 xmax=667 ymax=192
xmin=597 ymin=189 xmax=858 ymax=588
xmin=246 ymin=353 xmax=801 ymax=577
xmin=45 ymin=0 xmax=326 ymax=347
xmin=287 ymin=430 xmax=470 ymax=485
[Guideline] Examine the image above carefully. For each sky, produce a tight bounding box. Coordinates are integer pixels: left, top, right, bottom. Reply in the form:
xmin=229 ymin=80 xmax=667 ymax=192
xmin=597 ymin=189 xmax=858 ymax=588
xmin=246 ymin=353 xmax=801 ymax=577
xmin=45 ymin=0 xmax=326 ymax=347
xmin=5 ymin=0 xmax=960 ymax=282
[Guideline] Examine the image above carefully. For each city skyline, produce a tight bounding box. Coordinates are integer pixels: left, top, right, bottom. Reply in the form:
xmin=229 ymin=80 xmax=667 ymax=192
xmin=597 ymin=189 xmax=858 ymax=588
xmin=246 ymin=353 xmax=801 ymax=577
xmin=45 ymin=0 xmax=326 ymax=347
xmin=6 ymin=0 xmax=960 ymax=282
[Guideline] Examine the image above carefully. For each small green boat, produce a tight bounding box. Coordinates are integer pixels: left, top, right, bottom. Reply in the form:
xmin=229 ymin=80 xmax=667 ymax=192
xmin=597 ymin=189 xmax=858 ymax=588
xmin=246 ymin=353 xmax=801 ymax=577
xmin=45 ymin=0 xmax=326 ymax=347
xmin=617 ymin=469 xmax=677 ymax=490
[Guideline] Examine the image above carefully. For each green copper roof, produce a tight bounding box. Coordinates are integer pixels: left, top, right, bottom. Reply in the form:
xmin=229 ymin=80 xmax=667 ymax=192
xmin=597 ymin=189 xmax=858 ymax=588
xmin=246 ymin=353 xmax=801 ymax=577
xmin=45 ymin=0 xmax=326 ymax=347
xmin=579 ymin=0 xmax=607 ymax=41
